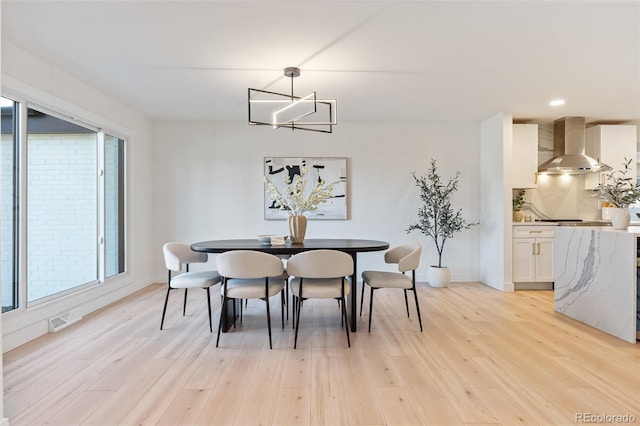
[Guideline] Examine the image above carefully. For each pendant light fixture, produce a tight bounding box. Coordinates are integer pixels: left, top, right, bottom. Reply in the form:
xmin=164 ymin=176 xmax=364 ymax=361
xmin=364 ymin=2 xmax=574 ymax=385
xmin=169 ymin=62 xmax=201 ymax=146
xmin=248 ymin=67 xmax=337 ymax=133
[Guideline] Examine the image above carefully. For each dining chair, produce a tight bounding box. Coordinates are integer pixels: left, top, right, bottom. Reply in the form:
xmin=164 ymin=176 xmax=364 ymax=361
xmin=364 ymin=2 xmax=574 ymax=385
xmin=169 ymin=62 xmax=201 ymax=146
xmin=360 ymin=243 xmax=423 ymax=332
xmin=216 ymin=250 xmax=285 ymax=349
xmin=161 ymin=242 xmax=221 ymax=332
xmin=287 ymin=249 xmax=353 ymax=349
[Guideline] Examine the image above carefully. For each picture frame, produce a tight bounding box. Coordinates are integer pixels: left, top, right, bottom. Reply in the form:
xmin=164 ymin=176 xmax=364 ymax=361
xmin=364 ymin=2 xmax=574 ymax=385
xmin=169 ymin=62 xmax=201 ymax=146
xmin=264 ymin=157 xmax=348 ymax=220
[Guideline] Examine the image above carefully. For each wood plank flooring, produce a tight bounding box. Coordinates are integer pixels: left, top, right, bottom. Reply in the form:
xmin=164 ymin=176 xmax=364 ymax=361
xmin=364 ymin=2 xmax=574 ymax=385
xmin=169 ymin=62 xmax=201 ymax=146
xmin=4 ymin=282 xmax=639 ymax=425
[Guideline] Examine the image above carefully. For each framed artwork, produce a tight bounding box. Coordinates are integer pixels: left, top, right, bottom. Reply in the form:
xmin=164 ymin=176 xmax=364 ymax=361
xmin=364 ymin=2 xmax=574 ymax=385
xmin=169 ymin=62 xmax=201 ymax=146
xmin=264 ymin=157 xmax=348 ymax=220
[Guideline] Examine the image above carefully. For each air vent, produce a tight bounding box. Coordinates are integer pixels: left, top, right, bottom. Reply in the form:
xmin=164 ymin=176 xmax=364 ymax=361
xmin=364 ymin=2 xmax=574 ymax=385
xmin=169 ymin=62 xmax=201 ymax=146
xmin=48 ymin=311 xmax=82 ymax=332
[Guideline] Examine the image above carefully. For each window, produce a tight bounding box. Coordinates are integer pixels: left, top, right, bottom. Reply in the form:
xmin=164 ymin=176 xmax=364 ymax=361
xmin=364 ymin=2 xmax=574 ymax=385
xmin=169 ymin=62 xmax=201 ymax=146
xmin=104 ymin=134 xmax=125 ymax=278
xmin=1 ymin=97 xmax=127 ymax=309
xmin=1 ymin=97 xmax=18 ymax=312
xmin=27 ymin=107 xmax=99 ymax=301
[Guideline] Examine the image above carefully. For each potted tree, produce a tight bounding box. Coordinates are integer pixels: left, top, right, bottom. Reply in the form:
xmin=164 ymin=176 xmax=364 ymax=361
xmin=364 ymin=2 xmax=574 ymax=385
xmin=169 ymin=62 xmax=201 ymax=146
xmin=407 ymin=159 xmax=478 ymax=287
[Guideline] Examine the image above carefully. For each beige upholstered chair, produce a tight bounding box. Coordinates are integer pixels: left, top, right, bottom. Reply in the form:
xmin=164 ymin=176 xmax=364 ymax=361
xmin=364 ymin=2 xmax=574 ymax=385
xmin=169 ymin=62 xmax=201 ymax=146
xmin=216 ymin=250 xmax=285 ymax=349
xmin=287 ymin=250 xmax=354 ymax=349
xmin=360 ymin=243 xmax=423 ymax=332
xmin=161 ymin=242 xmax=221 ymax=332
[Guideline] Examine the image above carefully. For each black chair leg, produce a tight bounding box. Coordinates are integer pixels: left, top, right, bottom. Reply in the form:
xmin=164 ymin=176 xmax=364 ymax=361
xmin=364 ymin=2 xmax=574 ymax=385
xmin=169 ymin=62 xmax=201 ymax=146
xmin=285 ymin=279 xmax=289 ymax=320
xmin=280 ymin=290 xmax=285 ymax=329
xmin=368 ymin=287 xmax=374 ymax=332
xmin=360 ymin=280 xmax=365 ymax=316
xmin=412 ymin=288 xmax=423 ymax=332
xmin=233 ymin=298 xmax=237 ymax=328
xmin=292 ymin=295 xmax=297 ymax=329
xmin=216 ymin=294 xmax=227 ymax=347
xmin=294 ymin=296 xmax=303 ymax=349
xmin=341 ymin=295 xmax=351 ymax=347
xmin=206 ymin=288 xmax=212 ymax=332
xmin=265 ymin=298 xmax=273 ymax=350
xmin=403 ymin=289 xmax=410 ymax=317
xmin=183 ymin=288 xmax=188 ymax=316
xmin=160 ymin=286 xmax=171 ymax=330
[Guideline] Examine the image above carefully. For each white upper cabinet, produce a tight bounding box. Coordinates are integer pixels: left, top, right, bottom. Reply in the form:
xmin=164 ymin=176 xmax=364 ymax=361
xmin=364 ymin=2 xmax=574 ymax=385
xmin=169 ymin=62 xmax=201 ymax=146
xmin=584 ymin=125 xmax=637 ymax=190
xmin=512 ymin=124 xmax=538 ymax=189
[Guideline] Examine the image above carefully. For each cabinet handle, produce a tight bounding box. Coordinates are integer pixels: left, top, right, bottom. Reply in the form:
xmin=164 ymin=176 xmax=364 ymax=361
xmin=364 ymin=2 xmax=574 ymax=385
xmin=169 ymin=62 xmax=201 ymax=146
xmin=537 ymin=243 xmax=541 ymax=255
xmin=532 ymin=243 xmax=536 ymax=255
xmin=530 ymin=230 xmax=543 ymax=234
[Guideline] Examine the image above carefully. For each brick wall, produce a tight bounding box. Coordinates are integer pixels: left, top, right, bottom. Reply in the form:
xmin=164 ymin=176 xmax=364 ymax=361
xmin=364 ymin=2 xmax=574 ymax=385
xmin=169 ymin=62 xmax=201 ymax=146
xmin=26 ymin=134 xmax=98 ymax=301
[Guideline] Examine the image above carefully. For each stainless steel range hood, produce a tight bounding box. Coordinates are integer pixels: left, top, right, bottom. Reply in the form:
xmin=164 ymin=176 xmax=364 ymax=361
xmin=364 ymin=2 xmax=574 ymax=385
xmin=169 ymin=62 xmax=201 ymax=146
xmin=537 ymin=117 xmax=611 ymax=174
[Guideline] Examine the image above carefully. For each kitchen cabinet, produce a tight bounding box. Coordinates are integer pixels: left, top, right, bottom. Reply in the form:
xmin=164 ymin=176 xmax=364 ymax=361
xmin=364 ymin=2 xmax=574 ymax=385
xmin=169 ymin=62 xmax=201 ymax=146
xmin=512 ymin=124 xmax=538 ymax=189
xmin=513 ymin=226 xmax=554 ymax=283
xmin=584 ymin=125 xmax=637 ymax=190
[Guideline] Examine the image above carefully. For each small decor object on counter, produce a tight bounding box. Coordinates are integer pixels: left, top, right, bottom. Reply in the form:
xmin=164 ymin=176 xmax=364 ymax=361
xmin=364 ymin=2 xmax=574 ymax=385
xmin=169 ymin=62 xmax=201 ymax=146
xmin=407 ymin=158 xmax=478 ymax=288
xmin=592 ymin=158 xmax=640 ymax=230
xmin=601 ymin=202 xmax=615 ymax=221
xmin=256 ymin=235 xmax=288 ymax=245
xmin=512 ymin=189 xmax=526 ymax=222
xmin=264 ymin=166 xmax=338 ymax=243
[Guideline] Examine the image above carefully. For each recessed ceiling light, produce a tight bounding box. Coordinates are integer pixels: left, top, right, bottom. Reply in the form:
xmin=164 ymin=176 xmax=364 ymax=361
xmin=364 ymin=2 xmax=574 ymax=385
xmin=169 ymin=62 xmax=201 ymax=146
xmin=549 ymin=99 xmax=565 ymax=106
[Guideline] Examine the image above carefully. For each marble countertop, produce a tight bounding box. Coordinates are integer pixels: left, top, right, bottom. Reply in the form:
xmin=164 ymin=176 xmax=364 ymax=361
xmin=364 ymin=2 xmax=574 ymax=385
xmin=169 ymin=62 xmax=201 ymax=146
xmin=554 ymin=225 xmax=638 ymax=343
xmin=513 ymin=220 xmax=614 ymax=227
xmin=554 ymin=223 xmax=640 ymax=233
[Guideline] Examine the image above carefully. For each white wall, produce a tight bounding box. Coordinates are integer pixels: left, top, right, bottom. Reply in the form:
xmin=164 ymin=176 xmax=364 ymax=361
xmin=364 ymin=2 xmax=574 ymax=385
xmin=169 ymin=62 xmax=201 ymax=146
xmin=152 ymin=120 xmax=482 ymax=283
xmin=480 ymin=113 xmax=513 ymax=291
xmin=1 ymin=41 xmax=156 ymax=351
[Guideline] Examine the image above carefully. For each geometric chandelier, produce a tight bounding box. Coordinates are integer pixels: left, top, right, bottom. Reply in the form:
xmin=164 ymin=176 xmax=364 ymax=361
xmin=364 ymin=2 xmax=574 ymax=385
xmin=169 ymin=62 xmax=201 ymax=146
xmin=248 ymin=67 xmax=337 ymax=134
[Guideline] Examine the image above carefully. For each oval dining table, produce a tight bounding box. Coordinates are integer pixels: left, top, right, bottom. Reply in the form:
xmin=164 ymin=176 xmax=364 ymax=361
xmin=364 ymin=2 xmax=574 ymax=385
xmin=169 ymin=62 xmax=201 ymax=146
xmin=191 ymin=238 xmax=389 ymax=332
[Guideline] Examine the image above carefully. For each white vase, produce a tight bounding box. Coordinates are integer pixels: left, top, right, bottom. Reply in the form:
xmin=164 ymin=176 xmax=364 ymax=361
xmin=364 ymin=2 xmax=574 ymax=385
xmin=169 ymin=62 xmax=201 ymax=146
xmin=428 ymin=266 xmax=451 ymax=288
xmin=611 ymin=208 xmax=630 ymax=230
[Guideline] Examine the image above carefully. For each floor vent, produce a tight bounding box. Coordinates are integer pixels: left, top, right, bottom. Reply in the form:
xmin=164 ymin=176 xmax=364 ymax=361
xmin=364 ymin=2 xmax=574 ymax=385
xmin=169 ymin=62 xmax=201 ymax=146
xmin=48 ymin=312 xmax=82 ymax=332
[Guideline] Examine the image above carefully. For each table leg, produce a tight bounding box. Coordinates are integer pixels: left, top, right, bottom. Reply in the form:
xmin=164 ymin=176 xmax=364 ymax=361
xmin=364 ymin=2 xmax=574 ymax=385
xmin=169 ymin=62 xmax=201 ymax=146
xmin=349 ymin=252 xmax=358 ymax=332
xmin=220 ymin=298 xmax=239 ymax=332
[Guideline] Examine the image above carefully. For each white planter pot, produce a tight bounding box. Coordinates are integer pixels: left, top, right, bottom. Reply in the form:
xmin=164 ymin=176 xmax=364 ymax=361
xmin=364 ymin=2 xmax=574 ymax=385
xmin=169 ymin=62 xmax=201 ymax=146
xmin=611 ymin=208 xmax=631 ymax=230
xmin=428 ymin=266 xmax=451 ymax=288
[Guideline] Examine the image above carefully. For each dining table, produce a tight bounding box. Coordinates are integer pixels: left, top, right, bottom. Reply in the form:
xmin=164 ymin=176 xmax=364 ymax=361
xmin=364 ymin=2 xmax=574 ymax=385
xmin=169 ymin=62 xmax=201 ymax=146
xmin=191 ymin=238 xmax=389 ymax=332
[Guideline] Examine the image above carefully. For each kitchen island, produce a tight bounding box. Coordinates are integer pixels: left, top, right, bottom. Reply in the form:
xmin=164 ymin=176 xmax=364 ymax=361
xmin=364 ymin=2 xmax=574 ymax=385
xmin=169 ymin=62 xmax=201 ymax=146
xmin=554 ymin=226 xmax=639 ymax=343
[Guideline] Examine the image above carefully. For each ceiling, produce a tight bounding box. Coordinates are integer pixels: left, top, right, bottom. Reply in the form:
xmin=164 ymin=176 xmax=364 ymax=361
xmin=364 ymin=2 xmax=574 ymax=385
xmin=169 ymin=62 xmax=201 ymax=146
xmin=2 ymin=1 xmax=639 ymax=125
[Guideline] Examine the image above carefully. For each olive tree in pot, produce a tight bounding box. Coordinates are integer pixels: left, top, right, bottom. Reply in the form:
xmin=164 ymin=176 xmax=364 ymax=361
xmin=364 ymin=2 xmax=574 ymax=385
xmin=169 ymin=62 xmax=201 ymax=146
xmin=407 ymin=159 xmax=478 ymax=288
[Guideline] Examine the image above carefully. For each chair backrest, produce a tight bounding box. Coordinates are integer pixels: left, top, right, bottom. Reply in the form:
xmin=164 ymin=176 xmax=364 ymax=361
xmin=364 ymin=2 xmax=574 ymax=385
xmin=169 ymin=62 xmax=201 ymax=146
xmin=384 ymin=243 xmax=422 ymax=273
xmin=287 ymin=250 xmax=354 ymax=278
xmin=163 ymin=242 xmax=208 ymax=272
xmin=216 ymin=250 xmax=284 ymax=279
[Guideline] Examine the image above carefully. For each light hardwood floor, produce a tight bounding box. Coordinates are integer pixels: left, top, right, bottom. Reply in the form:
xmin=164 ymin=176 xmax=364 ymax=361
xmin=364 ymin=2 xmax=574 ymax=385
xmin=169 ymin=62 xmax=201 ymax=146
xmin=4 ymin=282 xmax=639 ymax=425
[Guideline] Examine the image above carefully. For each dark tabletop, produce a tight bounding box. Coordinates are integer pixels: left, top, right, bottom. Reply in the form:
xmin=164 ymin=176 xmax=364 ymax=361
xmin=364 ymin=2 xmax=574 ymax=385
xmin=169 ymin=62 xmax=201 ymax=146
xmin=191 ymin=238 xmax=389 ymax=255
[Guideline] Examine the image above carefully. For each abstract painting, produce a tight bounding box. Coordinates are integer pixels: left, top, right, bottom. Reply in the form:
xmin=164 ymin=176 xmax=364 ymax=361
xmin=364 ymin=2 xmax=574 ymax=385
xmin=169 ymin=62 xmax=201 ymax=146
xmin=264 ymin=157 xmax=348 ymax=220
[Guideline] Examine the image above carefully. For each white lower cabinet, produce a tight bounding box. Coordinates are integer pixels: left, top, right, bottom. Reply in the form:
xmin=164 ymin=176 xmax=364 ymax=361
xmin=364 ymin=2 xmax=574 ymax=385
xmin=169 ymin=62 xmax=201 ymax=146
xmin=513 ymin=226 xmax=554 ymax=284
